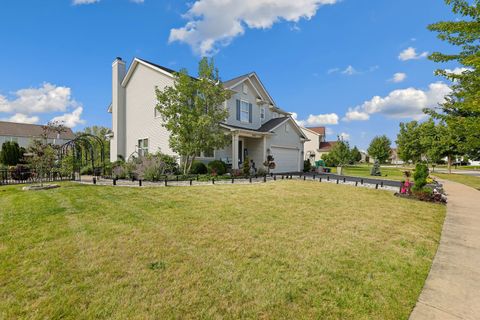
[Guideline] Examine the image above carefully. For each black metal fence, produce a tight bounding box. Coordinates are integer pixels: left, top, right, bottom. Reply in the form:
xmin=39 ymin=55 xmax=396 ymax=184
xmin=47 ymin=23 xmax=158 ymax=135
xmin=0 ymin=168 xmax=73 ymax=186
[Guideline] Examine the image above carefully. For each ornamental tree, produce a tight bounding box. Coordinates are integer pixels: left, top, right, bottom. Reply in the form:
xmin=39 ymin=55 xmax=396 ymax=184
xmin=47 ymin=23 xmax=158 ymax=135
xmin=367 ymin=135 xmax=392 ymax=163
xmin=155 ymin=58 xmax=231 ymax=174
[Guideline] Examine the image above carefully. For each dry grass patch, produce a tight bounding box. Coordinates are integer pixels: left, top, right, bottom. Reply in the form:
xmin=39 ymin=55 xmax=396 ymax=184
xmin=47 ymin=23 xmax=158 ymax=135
xmin=0 ymin=181 xmax=445 ymax=319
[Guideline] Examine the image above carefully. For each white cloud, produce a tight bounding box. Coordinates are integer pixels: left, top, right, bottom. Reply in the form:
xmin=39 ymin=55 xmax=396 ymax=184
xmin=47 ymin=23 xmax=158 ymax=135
xmin=390 ymin=72 xmax=407 ymax=83
xmin=73 ymin=0 xmax=143 ymax=4
xmin=339 ymin=132 xmax=350 ymax=141
xmin=398 ymin=47 xmax=428 ymax=61
xmin=50 ymin=107 xmax=85 ymax=128
xmin=444 ymin=67 xmax=472 ymax=75
xmin=73 ymin=0 xmax=99 ymax=4
xmin=343 ymin=109 xmax=370 ymax=121
xmin=0 ymin=113 xmax=39 ymax=124
xmin=169 ymin=0 xmax=339 ymax=55
xmin=0 ymin=83 xmax=78 ymax=114
xmin=343 ymin=82 xmax=451 ymax=121
xmin=291 ymin=112 xmax=339 ymax=126
xmin=0 ymin=83 xmax=85 ymax=127
xmin=341 ymin=65 xmax=358 ymax=76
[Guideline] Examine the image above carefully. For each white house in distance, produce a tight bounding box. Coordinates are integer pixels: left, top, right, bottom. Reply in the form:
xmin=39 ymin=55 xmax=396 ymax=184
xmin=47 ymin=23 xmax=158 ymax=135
xmin=108 ymin=57 xmax=308 ymax=173
xmin=0 ymin=121 xmax=75 ymax=149
xmin=301 ymin=126 xmax=340 ymax=163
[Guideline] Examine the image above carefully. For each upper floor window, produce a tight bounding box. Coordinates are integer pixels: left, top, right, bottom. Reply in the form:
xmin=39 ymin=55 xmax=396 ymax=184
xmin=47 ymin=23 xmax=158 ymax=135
xmin=242 ymin=83 xmax=248 ymax=94
xmin=138 ymin=138 xmax=149 ymax=157
xmin=240 ymin=100 xmax=250 ymax=123
xmin=260 ymin=107 xmax=265 ymax=120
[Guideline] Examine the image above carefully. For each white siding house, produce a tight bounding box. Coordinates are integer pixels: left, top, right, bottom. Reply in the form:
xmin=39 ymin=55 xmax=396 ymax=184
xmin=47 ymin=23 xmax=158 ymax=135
xmin=109 ymin=57 xmax=307 ymax=173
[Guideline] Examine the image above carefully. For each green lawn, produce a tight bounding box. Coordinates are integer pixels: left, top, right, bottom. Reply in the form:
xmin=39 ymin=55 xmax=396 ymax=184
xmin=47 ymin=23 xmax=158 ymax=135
xmin=0 ymin=182 xmax=445 ymax=319
xmin=330 ymin=165 xmax=409 ymax=181
xmin=433 ymin=173 xmax=480 ymax=190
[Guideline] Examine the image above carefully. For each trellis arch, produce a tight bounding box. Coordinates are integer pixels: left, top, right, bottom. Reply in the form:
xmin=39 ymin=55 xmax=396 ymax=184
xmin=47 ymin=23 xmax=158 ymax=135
xmin=60 ymin=134 xmax=106 ymax=179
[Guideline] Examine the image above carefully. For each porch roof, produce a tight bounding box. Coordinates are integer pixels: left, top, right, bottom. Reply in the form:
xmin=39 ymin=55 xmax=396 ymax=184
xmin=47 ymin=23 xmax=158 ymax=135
xmin=221 ymin=117 xmax=289 ymax=134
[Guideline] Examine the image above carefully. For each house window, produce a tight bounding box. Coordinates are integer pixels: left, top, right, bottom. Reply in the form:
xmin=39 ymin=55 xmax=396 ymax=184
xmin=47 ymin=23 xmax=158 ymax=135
xmin=138 ymin=138 xmax=149 ymax=157
xmin=203 ymin=148 xmax=214 ymax=158
xmin=240 ymin=100 xmax=250 ymax=123
xmin=261 ymin=107 xmax=265 ymax=120
xmin=243 ymin=83 xmax=248 ymax=94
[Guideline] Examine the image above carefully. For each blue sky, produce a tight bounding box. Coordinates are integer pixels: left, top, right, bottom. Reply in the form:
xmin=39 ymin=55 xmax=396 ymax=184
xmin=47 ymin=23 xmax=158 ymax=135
xmin=0 ymin=0 xmax=460 ymax=149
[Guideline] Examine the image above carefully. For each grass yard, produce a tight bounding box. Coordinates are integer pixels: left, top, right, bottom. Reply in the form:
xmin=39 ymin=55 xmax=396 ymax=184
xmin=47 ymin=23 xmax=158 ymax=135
xmin=0 ymin=181 xmax=445 ymax=319
xmin=330 ymin=165 xmax=409 ymax=181
xmin=433 ymin=173 xmax=480 ymax=190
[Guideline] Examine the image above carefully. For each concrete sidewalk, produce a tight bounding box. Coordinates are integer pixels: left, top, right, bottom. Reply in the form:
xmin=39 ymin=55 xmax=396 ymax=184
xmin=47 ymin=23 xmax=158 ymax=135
xmin=410 ymin=180 xmax=480 ymax=320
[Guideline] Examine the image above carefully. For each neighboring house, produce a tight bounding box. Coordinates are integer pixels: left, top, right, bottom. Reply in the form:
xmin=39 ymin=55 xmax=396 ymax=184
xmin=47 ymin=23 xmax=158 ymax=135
xmin=0 ymin=121 xmax=75 ymax=149
xmin=302 ymin=127 xmax=327 ymax=163
xmin=109 ymin=57 xmax=308 ymax=173
xmin=389 ymin=148 xmax=404 ymax=165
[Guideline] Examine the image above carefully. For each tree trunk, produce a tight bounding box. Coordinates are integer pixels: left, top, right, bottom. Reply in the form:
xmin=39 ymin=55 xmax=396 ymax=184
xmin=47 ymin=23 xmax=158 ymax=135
xmin=447 ymin=155 xmax=452 ymax=174
xmin=182 ymin=155 xmax=189 ymax=175
xmin=187 ymin=155 xmax=196 ymax=174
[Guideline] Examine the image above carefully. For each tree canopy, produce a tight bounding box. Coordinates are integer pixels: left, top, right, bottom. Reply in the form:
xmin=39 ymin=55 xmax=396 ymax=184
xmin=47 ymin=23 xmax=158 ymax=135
xmin=426 ymin=0 xmax=480 ymax=160
xmin=155 ymin=58 xmax=231 ymax=174
xmin=367 ymin=135 xmax=392 ymax=163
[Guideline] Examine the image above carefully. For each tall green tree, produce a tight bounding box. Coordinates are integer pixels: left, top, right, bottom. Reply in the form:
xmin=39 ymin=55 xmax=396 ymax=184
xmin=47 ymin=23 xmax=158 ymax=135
xmin=367 ymin=135 xmax=392 ymax=163
xmin=328 ymin=138 xmax=351 ymax=174
xmin=396 ymin=121 xmax=423 ymax=164
xmin=0 ymin=141 xmax=23 ymax=166
xmin=350 ymin=146 xmax=362 ymax=164
xmin=155 ymin=58 xmax=231 ymax=174
xmin=426 ymin=0 xmax=480 ymax=159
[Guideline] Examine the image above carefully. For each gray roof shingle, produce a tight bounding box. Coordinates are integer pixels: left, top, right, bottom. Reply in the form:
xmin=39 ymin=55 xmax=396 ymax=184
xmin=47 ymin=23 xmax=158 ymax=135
xmin=0 ymin=121 xmax=75 ymax=140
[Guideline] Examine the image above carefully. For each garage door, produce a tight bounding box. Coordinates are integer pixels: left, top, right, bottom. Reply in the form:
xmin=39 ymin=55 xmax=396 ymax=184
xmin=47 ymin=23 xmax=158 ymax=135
xmin=271 ymin=147 xmax=299 ymax=173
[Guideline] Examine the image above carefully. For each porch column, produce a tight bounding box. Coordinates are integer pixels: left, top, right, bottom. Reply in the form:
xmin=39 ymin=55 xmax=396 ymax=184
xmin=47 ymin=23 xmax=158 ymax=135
xmin=262 ymin=135 xmax=267 ymax=163
xmin=232 ymin=132 xmax=239 ymax=169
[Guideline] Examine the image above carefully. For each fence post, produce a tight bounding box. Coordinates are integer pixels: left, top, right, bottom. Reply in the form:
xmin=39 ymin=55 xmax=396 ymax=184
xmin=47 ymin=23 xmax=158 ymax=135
xmin=381 ymin=181 xmax=384 ymax=188
xmin=113 ymin=178 xmax=116 ymax=186
xmin=212 ymin=178 xmax=215 ymax=185
xmin=93 ymin=177 xmax=96 ymax=185
xmin=375 ymin=183 xmax=379 ymax=189
xmin=303 ymin=175 xmax=306 ymax=181
xmin=274 ymin=175 xmax=276 ymax=181
xmin=139 ymin=180 xmax=142 ymax=187
xmin=249 ymin=177 xmax=252 ymax=183
xmin=319 ymin=177 xmax=322 ymax=182
xmin=361 ymin=179 xmax=363 ymax=185
xmin=190 ymin=179 xmax=193 ymax=186
xmin=165 ymin=178 xmax=168 ymax=187
xmin=313 ymin=175 xmax=315 ymax=180
xmin=336 ymin=179 xmax=339 ymax=184
xmin=343 ymin=177 xmax=346 ymax=183
xmin=327 ymin=176 xmax=330 ymax=181
xmin=355 ymin=181 xmax=358 ymax=187
xmin=264 ymin=175 xmax=267 ymax=183
xmin=232 ymin=177 xmax=234 ymax=184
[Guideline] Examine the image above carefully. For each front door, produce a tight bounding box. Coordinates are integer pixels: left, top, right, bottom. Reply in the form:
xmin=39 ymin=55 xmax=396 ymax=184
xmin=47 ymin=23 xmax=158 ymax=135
xmin=238 ymin=140 xmax=243 ymax=165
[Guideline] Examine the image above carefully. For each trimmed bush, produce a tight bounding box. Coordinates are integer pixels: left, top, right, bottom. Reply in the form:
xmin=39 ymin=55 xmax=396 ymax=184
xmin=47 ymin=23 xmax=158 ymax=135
xmin=190 ymin=161 xmax=208 ymax=174
xmin=0 ymin=141 xmax=23 ymax=166
xmin=208 ymin=160 xmax=227 ymax=175
xmin=412 ymin=163 xmax=429 ymax=191
xmin=303 ymin=160 xmax=311 ymax=172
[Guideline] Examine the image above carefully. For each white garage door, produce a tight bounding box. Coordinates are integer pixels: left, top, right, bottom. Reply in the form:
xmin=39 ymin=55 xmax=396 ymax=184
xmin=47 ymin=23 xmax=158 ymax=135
xmin=271 ymin=147 xmax=299 ymax=173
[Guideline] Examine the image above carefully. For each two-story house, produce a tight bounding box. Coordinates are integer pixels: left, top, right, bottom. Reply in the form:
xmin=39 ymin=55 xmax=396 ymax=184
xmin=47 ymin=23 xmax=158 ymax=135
xmin=108 ymin=57 xmax=307 ymax=173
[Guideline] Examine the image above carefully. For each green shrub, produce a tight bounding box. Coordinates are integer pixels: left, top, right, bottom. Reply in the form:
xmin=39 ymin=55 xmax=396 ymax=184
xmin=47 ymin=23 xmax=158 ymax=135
xmin=207 ymin=160 xmax=227 ymax=175
xmin=81 ymin=165 xmax=93 ymax=175
xmin=190 ymin=161 xmax=208 ymax=174
xmin=243 ymin=156 xmax=251 ymax=176
xmin=412 ymin=163 xmax=429 ymax=191
xmin=303 ymin=160 xmax=311 ymax=172
xmin=0 ymin=141 xmax=23 ymax=166
xmin=321 ymin=153 xmax=336 ymax=167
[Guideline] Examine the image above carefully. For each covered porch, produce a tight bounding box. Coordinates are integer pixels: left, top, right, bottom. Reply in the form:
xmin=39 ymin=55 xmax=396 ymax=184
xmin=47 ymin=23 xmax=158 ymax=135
xmin=217 ymin=128 xmax=270 ymax=172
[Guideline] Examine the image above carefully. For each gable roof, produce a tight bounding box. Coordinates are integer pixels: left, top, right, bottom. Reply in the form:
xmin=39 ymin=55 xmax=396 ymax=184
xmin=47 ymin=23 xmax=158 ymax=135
xmin=221 ymin=117 xmax=307 ymax=139
xmin=306 ymin=127 xmax=326 ymax=135
xmin=0 ymin=121 xmax=75 ymax=140
xmin=120 ymin=57 xmax=289 ymax=114
xmin=318 ymin=141 xmax=337 ymax=152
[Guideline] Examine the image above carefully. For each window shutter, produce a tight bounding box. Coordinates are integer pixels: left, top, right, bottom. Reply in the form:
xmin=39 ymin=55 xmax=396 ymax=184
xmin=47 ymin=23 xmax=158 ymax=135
xmin=249 ymin=103 xmax=252 ymax=123
xmin=236 ymin=99 xmax=240 ymax=121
